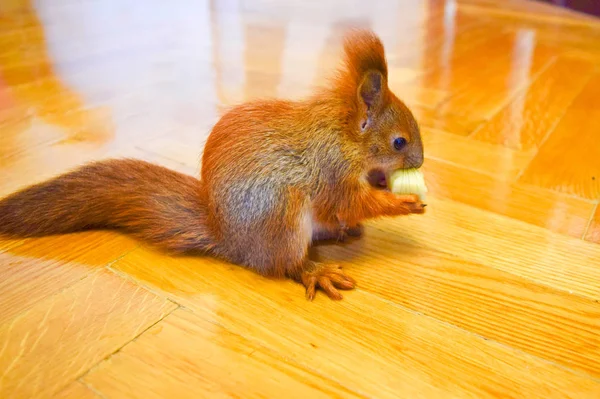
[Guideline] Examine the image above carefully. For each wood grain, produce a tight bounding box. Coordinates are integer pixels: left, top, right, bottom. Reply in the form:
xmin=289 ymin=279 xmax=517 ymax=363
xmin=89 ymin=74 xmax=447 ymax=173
xmin=471 ymin=57 xmax=596 ymax=150
xmin=0 ymin=138 xmax=190 ymax=196
xmin=490 ymin=13 xmax=600 ymax=53
xmin=110 ymin=248 xmax=600 ymax=399
xmin=84 ymin=308 xmax=363 ymax=399
xmin=417 ymin=30 xmax=514 ymax=95
xmin=0 ymin=1 xmax=105 ymax=147
xmin=134 ymin=134 xmax=205 ymax=174
xmin=372 ymin=197 xmax=600 ymax=300
xmin=434 ymin=36 xmax=558 ymax=125
xmin=422 ymin=127 xmax=532 ymax=179
xmin=421 ymin=158 xmax=595 ymax=238
xmin=0 ymin=269 xmax=176 ymax=398
xmin=392 ymin=17 xmax=509 ymax=74
xmin=411 ymin=105 xmax=480 ymax=136
xmin=518 ymin=73 xmax=600 ymax=200
xmin=417 ymin=30 xmax=558 ymax=130
xmin=387 ymin=84 xmax=448 ymax=110
xmin=316 ymin=226 xmax=600 ymax=378
xmin=54 ymin=382 xmax=99 ymax=399
xmin=0 ymin=232 xmax=138 ymax=325
xmin=585 ymin=205 xmax=600 ymax=244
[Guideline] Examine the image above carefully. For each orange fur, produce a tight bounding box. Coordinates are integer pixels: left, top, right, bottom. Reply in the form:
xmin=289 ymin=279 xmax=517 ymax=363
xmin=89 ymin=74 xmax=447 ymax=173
xmin=0 ymin=159 xmax=214 ymax=254
xmin=0 ymin=29 xmax=425 ymax=300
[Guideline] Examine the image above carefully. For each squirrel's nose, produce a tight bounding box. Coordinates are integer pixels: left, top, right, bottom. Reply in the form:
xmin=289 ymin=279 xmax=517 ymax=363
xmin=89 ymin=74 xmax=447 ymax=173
xmin=405 ymin=152 xmax=424 ymax=169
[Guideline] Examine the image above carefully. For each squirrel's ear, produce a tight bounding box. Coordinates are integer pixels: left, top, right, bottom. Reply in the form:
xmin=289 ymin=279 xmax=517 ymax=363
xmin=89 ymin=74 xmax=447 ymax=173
xmin=358 ymin=70 xmax=385 ymax=131
xmin=359 ymin=70 xmax=383 ymax=108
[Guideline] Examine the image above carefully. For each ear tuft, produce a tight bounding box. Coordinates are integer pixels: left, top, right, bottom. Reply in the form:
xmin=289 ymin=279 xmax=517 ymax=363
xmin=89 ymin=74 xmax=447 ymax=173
xmin=342 ymin=29 xmax=388 ymax=80
xmin=336 ymin=29 xmax=389 ymax=112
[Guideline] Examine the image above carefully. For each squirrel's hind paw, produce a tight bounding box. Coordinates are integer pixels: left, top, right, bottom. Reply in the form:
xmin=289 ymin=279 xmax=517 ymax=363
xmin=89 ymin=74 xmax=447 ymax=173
xmin=300 ymin=262 xmax=356 ymax=301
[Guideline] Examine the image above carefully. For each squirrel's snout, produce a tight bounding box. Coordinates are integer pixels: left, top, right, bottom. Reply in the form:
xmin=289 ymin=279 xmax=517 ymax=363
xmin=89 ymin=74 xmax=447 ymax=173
xmin=403 ymin=152 xmax=424 ymax=169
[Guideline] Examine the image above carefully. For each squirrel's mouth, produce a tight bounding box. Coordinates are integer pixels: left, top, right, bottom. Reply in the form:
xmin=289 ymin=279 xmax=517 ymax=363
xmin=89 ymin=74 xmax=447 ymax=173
xmin=367 ymin=169 xmax=389 ymax=190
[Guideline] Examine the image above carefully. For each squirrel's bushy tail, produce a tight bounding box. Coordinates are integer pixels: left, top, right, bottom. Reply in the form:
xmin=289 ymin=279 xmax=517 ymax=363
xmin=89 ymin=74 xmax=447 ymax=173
xmin=0 ymin=159 xmax=215 ymax=254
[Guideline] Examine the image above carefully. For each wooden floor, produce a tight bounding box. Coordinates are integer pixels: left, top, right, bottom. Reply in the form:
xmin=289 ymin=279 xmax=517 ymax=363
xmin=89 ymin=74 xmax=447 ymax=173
xmin=1 ymin=0 xmax=600 ymax=397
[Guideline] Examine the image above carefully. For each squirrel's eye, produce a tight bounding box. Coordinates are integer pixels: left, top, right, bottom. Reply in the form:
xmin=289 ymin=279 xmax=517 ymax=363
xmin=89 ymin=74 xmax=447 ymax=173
xmin=393 ymin=137 xmax=407 ymax=151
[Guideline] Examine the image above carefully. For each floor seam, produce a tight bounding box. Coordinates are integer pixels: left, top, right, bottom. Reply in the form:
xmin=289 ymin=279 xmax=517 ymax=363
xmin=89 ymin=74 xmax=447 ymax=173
xmin=106 ymin=262 xmax=186 ymax=308
xmin=582 ymin=202 xmax=599 ymax=240
xmin=76 ymin=302 xmax=180 ymax=385
xmin=79 ymin=380 xmax=109 ymax=399
xmin=0 ymin=241 xmax=138 ymax=329
xmin=164 ymin=304 xmax=373 ymax=399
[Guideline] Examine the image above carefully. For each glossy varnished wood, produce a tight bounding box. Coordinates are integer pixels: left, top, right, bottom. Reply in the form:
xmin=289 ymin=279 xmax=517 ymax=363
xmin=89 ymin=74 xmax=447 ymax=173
xmin=518 ymin=73 xmax=600 ymax=200
xmin=421 ymin=157 xmax=595 ymax=238
xmin=0 ymin=232 xmax=138 ymax=325
xmin=470 ymin=56 xmax=596 ymax=150
xmin=84 ymin=309 xmax=363 ymax=399
xmin=108 ymin=248 xmax=600 ymax=399
xmin=0 ymin=269 xmax=176 ymax=398
xmin=54 ymin=382 xmax=99 ymax=399
xmin=587 ymin=205 xmax=600 ymax=243
xmin=1 ymin=0 xmax=600 ymax=398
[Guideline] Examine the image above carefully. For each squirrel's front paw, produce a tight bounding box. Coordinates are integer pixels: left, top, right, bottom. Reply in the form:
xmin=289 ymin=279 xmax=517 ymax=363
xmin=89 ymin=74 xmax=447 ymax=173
xmin=300 ymin=262 xmax=356 ymax=301
xmin=394 ymin=194 xmax=426 ymax=214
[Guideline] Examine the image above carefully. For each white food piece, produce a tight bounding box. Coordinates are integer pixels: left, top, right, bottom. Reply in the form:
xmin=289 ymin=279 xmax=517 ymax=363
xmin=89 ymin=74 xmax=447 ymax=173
xmin=389 ymin=168 xmax=428 ymax=201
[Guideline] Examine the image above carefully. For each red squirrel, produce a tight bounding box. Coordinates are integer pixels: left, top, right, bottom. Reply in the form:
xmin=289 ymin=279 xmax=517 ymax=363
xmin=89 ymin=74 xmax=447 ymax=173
xmin=0 ymin=29 xmax=425 ymax=300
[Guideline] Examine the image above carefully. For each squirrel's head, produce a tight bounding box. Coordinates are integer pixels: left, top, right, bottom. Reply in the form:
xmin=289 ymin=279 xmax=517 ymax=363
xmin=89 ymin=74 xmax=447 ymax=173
xmin=336 ymin=29 xmax=424 ymax=190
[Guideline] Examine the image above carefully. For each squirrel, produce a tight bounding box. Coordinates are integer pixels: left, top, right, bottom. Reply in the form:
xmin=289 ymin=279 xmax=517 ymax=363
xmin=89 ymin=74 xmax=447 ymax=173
xmin=0 ymin=29 xmax=425 ymax=300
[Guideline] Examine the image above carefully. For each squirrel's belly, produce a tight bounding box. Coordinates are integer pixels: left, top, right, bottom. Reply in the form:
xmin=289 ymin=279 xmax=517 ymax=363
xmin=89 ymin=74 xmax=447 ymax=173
xmin=300 ymin=204 xmax=314 ymax=246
